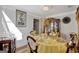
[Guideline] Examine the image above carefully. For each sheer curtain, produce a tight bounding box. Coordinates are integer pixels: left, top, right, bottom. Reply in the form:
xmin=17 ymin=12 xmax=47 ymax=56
xmin=2 ymin=10 xmax=22 ymax=40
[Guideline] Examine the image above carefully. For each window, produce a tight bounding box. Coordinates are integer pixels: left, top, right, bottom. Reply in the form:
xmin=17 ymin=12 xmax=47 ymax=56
xmin=2 ymin=10 xmax=22 ymax=40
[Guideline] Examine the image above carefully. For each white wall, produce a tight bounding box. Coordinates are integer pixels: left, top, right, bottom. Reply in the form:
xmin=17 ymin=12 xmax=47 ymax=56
xmin=0 ymin=7 xmax=5 ymax=36
xmin=0 ymin=6 xmax=41 ymax=48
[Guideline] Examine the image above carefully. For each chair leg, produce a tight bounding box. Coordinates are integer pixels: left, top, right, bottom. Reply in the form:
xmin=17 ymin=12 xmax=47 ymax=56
xmin=30 ymin=46 xmax=38 ymax=53
xmin=66 ymin=47 xmax=70 ymax=53
xmin=35 ymin=46 xmax=38 ymax=53
xmin=30 ymin=49 xmax=33 ymax=53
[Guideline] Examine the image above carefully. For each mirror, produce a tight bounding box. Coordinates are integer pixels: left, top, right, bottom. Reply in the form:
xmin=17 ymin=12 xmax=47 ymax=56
xmin=62 ymin=16 xmax=71 ymax=24
xmin=43 ymin=18 xmax=60 ymax=36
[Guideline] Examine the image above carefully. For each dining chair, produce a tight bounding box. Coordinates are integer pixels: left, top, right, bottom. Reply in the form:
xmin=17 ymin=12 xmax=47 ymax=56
xmin=66 ymin=43 xmax=77 ymax=53
xmin=76 ymin=40 xmax=79 ymax=52
xmin=27 ymin=36 xmax=38 ymax=53
xmin=66 ymin=34 xmax=77 ymax=53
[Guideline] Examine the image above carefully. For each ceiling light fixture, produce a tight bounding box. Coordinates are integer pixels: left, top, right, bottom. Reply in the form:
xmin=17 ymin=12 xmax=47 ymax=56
xmin=42 ymin=5 xmax=49 ymax=11
xmin=42 ymin=5 xmax=53 ymax=11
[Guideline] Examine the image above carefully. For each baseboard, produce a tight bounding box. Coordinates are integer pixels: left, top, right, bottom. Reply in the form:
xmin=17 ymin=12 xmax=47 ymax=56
xmin=16 ymin=45 xmax=27 ymax=52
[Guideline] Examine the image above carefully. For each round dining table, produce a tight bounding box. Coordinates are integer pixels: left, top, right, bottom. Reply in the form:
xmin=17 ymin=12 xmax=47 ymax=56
xmin=30 ymin=35 xmax=67 ymax=53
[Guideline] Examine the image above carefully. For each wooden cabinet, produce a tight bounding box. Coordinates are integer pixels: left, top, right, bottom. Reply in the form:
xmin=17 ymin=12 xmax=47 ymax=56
xmin=0 ymin=39 xmax=16 ymax=53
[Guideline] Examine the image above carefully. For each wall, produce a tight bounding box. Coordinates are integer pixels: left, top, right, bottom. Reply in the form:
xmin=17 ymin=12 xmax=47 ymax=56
xmin=0 ymin=6 xmax=41 ymax=48
xmin=0 ymin=7 xmax=5 ymax=36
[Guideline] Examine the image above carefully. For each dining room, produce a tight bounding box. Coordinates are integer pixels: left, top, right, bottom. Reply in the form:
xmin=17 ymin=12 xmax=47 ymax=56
xmin=0 ymin=5 xmax=79 ymax=53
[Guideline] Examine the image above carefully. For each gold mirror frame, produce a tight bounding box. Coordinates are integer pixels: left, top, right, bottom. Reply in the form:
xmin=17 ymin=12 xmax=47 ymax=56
xmin=76 ymin=7 xmax=79 ymax=34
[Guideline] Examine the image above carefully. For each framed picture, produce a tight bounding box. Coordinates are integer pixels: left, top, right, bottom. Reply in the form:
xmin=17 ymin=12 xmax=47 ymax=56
xmin=16 ymin=10 xmax=26 ymax=27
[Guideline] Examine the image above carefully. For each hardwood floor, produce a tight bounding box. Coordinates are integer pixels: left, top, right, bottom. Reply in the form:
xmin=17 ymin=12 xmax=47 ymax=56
xmin=16 ymin=45 xmax=30 ymax=53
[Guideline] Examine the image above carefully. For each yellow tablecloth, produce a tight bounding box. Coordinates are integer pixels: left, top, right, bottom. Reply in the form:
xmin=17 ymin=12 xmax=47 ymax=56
xmin=37 ymin=39 xmax=67 ymax=53
xmin=30 ymin=35 xmax=67 ymax=53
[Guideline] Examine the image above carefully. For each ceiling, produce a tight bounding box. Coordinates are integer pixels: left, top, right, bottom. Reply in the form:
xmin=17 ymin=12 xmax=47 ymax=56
xmin=1 ymin=5 xmax=77 ymax=17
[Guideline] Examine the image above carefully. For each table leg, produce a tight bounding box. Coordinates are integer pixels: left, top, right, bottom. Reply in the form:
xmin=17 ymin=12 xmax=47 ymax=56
xmin=8 ymin=42 xmax=11 ymax=53
xmin=0 ymin=43 xmax=3 ymax=50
